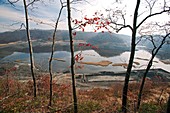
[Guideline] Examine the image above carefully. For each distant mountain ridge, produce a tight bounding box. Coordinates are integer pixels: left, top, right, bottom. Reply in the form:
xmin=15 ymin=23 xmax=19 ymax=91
xmin=87 ymin=32 xmax=130 ymax=56
xmin=0 ymin=29 xmax=131 ymax=43
xmin=0 ymin=29 xmax=132 ymax=58
xmin=0 ymin=29 xmax=170 ymax=59
xmin=137 ymin=35 xmax=170 ymax=59
xmin=0 ymin=29 xmax=98 ymax=43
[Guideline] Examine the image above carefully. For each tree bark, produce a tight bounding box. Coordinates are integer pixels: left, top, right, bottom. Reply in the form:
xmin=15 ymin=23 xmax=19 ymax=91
xmin=67 ymin=0 xmax=78 ymax=113
xmin=48 ymin=4 xmax=64 ymax=106
xmin=166 ymin=94 xmax=170 ymax=113
xmin=23 ymin=0 xmax=36 ymax=97
xmin=137 ymin=58 xmax=153 ymax=110
xmin=137 ymin=35 xmax=167 ymax=110
xmin=122 ymin=0 xmax=140 ymax=112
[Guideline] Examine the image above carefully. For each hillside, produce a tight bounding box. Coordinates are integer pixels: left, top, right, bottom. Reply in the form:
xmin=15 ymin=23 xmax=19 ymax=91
xmin=137 ymin=35 xmax=170 ymax=60
xmin=87 ymin=32 xmax=130 ymax=56
xmin=0 ymin=30 xmax=131 ymax=58
xmin=1 ymin=29 xmax=170 ymax=59
xmin=0 ymin=29 xmax=97 ymax=43
xmin=0 ymin=69 xmax=169 ymax=112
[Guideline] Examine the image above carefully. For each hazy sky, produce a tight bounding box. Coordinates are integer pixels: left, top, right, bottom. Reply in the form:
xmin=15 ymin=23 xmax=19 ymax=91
xmin=0 ymin=0 xmax=169 ymax=35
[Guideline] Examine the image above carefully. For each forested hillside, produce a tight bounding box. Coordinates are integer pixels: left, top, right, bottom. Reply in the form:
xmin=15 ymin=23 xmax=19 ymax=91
xmin=0 ymin=30 xmax=97 ymax=43
xmin=0 ymin=30 xmax=131 ymax=58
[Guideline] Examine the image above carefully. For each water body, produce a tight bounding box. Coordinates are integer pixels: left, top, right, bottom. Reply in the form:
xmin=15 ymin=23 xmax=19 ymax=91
xmin=0 ymin=50 xmax=170 ymax=74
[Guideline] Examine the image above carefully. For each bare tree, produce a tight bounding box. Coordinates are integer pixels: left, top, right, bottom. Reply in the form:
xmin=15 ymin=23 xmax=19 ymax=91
xmin=121 ymin=1 xmax=141 ymax=112
xmin=6 ymin=0 xmax=45 ymax=98
xmin=69 ymin=0 xmax=170 ymax=112
xmin=48 ymin=0 xmax=85 ymax=108
xmin=104 ymin=1 xmax=170 ymax=112
xmin=67 ymin=0 xmax=78 ymax=112
xmin=137 ymin=23 xmax=170 ymax=110
xmin=23 ymin=0 xmax=37 ymax=97
xmin=48 ymin=0 xmax=66 ymax=107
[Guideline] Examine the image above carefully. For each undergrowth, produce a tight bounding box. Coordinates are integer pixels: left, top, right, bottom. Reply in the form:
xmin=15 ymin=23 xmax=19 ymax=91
xmin=0 ymin=75 xmax=169 ymax=113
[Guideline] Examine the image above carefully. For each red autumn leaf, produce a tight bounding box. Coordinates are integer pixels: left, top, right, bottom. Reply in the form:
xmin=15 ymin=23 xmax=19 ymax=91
xmin=78 ymin=65 xmax=83 ymax=69
xmin=80 ymin=57 xmax=84 ymax=60
xmin=87 ymin=21 xmax=91 ymax=24
xmin=84 ymin=17 xmax=88 ymax=20
xmin=101 ymin=22 xmax=104 ymax=25
xmin=75 ymin=54 xmax=79 ymax=62
xmin=75 ymin=19 xmax=78 ymax=24
xmin=76 ymin=65 xmax=82 ymax=69
xmin=83 ymin=23 xmax=86 ymax=27
xmin=72 ymin=32 xmax=76 ymax=36
xmin=94 ymin=17 xmax=98 ymax=21
xmin=86 ymin=43 xmax=92 ymax=46
xmin=78 ymin=43 xmax=85 ymax=47
xmin=91 ymin=46 xmax=95 ymax=49
xmin=106 ymin=21 xmax=110 ymax=25
xmin=92 ymin=46 xmax=98 ymax=49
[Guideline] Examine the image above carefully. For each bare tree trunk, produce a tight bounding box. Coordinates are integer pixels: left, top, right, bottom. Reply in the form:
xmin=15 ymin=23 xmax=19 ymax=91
xmin=122 ymin=0 xmax=140 ymax=112
xmin=137 ymin=57 xmax=153 ymax=110
xmin=166 ymin=94 xmax=170 ymax=113
xmin=67 ymin=0 xmax=78 ymax=113
xmin=23 ymin=0 xmax=36 ymax=97
xmin=137 ymin=35 xmax=168 ymax=110
xmin=48 ymin=2 xmax=64 ymax=106
xmin=48 ymin=23 xmax=55 ymax=107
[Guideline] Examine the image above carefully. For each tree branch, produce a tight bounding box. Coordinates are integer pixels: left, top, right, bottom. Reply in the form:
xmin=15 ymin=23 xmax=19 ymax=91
xmin=137 ymin=9 xmax=170 ymax=29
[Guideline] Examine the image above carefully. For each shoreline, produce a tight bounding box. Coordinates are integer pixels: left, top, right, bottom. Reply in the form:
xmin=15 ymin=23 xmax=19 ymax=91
xmin=0 ymin=61 xmax=170 ymax=90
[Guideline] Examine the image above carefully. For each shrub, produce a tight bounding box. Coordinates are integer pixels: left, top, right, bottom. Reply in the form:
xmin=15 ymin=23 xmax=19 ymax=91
xmin=139 ymin=103 xmax=160 ymax=113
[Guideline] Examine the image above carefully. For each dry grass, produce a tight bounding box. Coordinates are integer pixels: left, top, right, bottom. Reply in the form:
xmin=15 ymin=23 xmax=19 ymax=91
xmin=0 ymin=74 xmax=169 ymax=113
xmin=52 ymin=58 xmax=66 ymax=62
xmin=79 ymin=60 xmax=112 ymax=66
xmin=0 ymin=41 xmax=22 ymax=47
xmin=133 ymin=61 xmax=140 ymax=65
xmin=112 ymin=63 xmax=136 ymax=68
xmin=161 ymin=60 xmax=170 ymax=64
xmin=112 ymin=63 xmax=128 ymax=67
xmin=79 ymin=60 xmax=137 ymax=68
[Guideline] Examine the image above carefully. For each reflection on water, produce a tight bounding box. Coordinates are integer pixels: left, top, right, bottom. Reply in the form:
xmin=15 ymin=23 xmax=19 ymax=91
xmin=1 ymin=50 xmax=170 ymax=74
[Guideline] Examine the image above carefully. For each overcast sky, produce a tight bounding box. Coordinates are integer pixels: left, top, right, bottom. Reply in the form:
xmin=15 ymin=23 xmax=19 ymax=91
xmin=0 ymin=0 xmax=169 ymax=36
